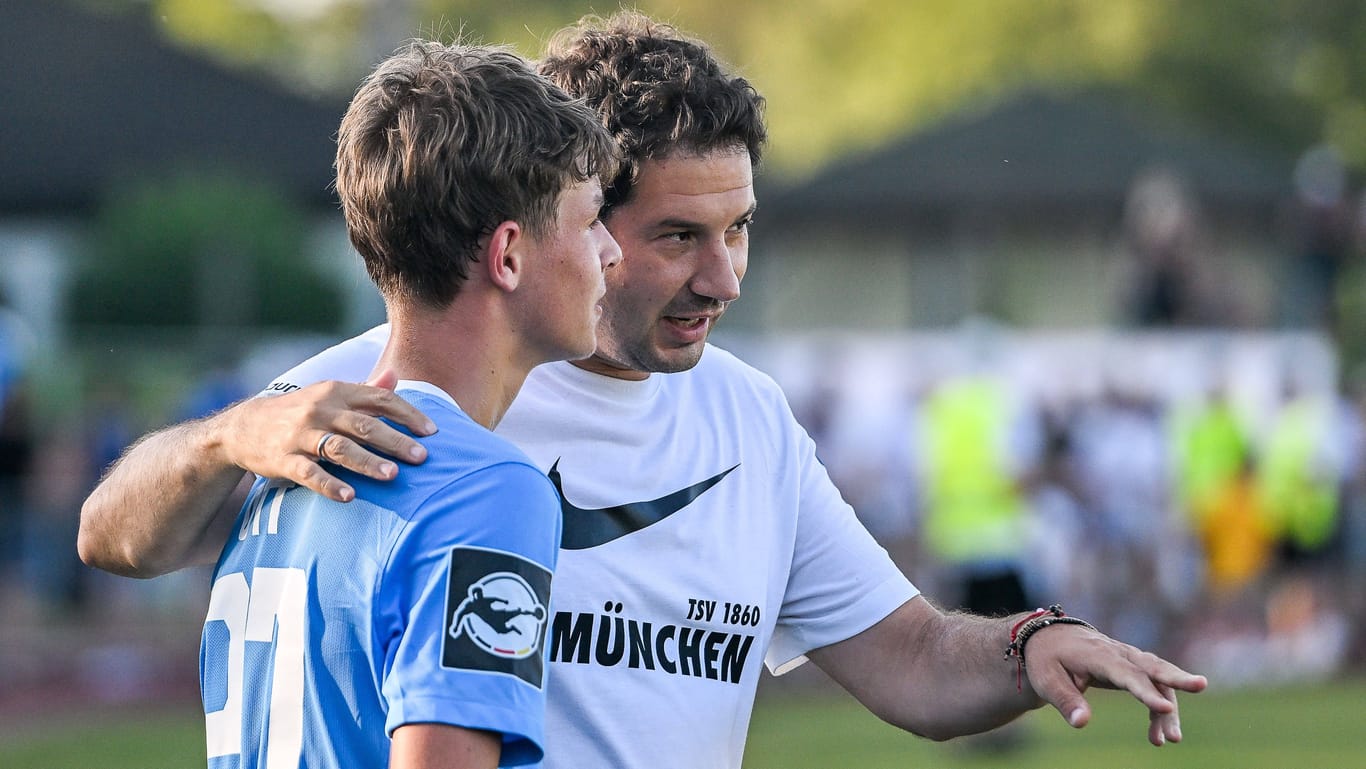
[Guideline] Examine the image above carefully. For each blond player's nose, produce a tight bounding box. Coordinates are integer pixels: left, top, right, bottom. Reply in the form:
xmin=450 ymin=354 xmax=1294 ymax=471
xmin=599 ymin=228 xmax=623 ymax=272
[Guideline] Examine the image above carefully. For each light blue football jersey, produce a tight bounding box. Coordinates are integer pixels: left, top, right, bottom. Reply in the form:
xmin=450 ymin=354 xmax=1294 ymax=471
xmin=200 ymin=382 xmax=560 ymax=768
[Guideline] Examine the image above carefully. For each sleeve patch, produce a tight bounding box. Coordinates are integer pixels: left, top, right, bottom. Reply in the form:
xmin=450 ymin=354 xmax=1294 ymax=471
xmin=441 ymin=546 xmax=552 ymax=688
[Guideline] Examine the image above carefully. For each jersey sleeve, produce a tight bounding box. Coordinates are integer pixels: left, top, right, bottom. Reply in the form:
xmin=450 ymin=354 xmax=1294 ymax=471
xmin=375 ymin=461 xmax=561 ymax=766
xmin=257 ymin=324 xmax=390 ymax=397
xmin=766 ymin=408 xmax=920 ymax=675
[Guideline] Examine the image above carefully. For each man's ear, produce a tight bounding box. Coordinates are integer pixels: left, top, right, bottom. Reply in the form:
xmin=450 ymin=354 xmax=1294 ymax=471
xmin=483 ymin=220 xmax=523 ymax=293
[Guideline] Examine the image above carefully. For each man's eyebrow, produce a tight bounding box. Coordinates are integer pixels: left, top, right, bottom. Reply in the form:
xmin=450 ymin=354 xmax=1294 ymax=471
xmin=654 ymin=204 xmax=758 ymax=230
xmin=655 ymin=217 xmax=705 ymax=230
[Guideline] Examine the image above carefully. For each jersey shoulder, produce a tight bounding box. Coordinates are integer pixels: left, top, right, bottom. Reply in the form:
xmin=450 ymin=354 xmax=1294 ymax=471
xmin=259 ymin=324 xmax=391 ymax=397
xmin=414 ymin=391 xmax=537 ymax=466
xmin=357 ymin=389 xmax=552 ymax=515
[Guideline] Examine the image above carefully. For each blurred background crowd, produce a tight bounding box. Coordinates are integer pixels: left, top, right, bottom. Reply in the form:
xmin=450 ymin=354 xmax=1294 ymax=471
xmin=2 ymin=0 xmax=1366 ymax=716
xmin=744 ymin=322 xmax=1362 ymax=689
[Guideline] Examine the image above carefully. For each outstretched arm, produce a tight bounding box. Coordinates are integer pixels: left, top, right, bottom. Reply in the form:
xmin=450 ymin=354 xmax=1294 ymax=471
xmin=77 ymin=371 xmax=436 ymax=578
xmin=808 ymin=596 xmax=1206 ymax=745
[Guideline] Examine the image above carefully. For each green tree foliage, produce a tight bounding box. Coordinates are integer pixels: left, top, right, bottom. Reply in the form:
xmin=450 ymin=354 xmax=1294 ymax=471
xmin=710 ymin=0 xmax=1159 ymax=176
xmin=69 ymin=173 xmax=343 ymax=331
xmin=99 ymin=0 xmax=1366 ymax=176
xmin=1132 ymin=0 xmax=1366 ymax=169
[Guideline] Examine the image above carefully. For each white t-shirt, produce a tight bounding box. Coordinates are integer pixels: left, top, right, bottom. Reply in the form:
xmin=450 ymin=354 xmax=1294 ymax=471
xmin=264 ymin=325 xmax=919 ymax=769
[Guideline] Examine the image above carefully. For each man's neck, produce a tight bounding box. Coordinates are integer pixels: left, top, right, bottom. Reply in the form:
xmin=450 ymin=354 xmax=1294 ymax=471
xmin=571 ymin=354 xmax=652 ymax=381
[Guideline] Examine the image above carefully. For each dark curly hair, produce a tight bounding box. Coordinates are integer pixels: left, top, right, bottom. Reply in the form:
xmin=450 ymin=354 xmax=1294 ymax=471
xmin=539 ymin=11 xmax=767 ymax=211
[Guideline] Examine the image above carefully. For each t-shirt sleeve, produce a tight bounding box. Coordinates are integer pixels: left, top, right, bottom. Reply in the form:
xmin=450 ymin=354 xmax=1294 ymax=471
xmin=376 ymin=461 xmax=561 ymax=767
xmin=256 ymin=325 xmax=390 ymax=397
xmin=766 ymin=414 xmax=920 ymax=675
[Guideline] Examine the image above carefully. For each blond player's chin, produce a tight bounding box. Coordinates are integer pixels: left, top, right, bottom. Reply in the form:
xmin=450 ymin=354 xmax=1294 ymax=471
xmin=565 ymin=335 xmax=598 ymax=362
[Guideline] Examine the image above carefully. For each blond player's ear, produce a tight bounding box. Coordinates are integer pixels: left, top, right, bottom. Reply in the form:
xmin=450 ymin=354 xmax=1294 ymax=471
xmin=483 ymin=220 xmax=524 ymax=292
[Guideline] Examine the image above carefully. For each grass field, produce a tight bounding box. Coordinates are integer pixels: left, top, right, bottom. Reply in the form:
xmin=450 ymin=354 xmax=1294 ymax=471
xmin=745 ymin=677 xmax=1366 ymax=768
xmin=2 ymin=679 xmax=1363 ymax=767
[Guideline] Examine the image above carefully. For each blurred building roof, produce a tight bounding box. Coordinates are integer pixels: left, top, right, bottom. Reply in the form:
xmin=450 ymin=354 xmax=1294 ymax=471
xmin=761 ymin=90 xmax=1296 ymax=229
xmin=0 ymin=0 xmax=346 ymax=215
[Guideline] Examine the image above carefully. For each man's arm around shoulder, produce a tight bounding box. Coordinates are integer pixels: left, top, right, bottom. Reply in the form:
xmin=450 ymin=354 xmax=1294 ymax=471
xmin=78 ymin=373 xmax=436 ymax=578
xmin=77 ymin=414 xmax=251 ymax=578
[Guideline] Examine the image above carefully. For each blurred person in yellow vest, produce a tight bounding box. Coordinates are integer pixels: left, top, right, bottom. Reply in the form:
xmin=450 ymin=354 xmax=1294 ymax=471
xmin=1172 ymin=383 xmax=1250 ymax=533
xmin=920 ymin=375 xmax=1036 ymax=617
xmin=1259 ymin=381 xmax=1341 ymax=562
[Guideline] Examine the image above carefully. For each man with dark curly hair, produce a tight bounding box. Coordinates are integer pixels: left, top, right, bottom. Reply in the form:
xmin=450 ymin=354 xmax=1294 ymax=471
xmin=80 ymin=12 xmax=1204 ymax=769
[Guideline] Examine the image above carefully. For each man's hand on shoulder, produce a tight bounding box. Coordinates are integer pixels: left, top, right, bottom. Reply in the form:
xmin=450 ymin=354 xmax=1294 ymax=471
xmin=218 ymin=370 xmax=438 ymax=502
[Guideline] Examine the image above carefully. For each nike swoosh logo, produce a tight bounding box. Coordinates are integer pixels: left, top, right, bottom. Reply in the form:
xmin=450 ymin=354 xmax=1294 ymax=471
xmin=548 ymin=460 xmax=739 ymax=550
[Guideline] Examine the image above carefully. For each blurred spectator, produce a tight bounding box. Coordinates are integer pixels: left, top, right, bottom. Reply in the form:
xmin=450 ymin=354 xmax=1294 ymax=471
xmin=21 ymin=378 xmax=142 ymax=617
xmin=1198 ymin=454 xmax=1276 ymax=597
xmin=1024 ymin=406 xmax=1090 ymax=611
xmin=1259 ymin=379 xmax=1341 ymax=565
xmin=0 ymin=287 xmax=30 ymax=411
xmin=825 ymin=385 xmax=924 ymax=547
xmin=1172 ymin=381 xmax=1251 ymax=534
xmin=1284 ymin=144 xmax=1353 ymax=330
xmin=918 ymin=375 xmax=1037 ymax=616
xmin=0 ymin=290 xmax=33 ymax=593
xmin=1119 ymin=168 xmax=1222 ymax=326
xmin=1339 ymin=380 xmax=1366 ymax=666
xmin=21 ymin=420 xmax=95 ymax=615
xmin=0 ymin=382 xmax=34 ymax=590
xmin=1071 ymin=380 xmax=1177 ymax=648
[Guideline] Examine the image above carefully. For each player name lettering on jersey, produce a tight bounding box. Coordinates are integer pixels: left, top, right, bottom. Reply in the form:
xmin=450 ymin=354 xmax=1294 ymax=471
xmin=238 ymin=479 xmax=295 ymax=540
xmin=262 ymin=380 xmax=302 ymax=396
xmin=550 ymin=600 xmax=756 ymax=685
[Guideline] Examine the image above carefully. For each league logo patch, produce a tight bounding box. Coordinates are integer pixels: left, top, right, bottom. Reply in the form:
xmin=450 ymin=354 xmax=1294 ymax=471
xmin=441 ymin=547 xmax=551 ymax=687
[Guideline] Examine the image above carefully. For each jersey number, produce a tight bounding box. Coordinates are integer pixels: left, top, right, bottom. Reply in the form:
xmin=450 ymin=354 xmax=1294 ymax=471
xmin=204 ymin=567 xmax=307 ymax=768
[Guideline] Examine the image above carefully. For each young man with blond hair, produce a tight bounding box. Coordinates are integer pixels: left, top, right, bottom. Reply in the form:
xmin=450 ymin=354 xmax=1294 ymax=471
xmin=191 ymin=40 xmax=620 ymax=768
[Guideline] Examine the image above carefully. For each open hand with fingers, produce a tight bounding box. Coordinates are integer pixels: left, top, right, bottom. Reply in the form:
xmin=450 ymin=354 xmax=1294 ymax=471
xmin=217 ymin=370 xmax=436 ymax=502
xmin=1020 ymin=618 xmax=1208 ymax=746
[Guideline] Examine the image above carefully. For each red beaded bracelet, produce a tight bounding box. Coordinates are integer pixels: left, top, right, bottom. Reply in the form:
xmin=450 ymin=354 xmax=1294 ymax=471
xmin=1003 ymin=604 xmax=1097 ymax=691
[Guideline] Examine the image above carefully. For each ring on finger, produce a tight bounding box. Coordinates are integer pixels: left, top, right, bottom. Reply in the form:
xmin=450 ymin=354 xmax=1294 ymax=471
xmin=315 ymin=431 xmax=337 ymax=463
